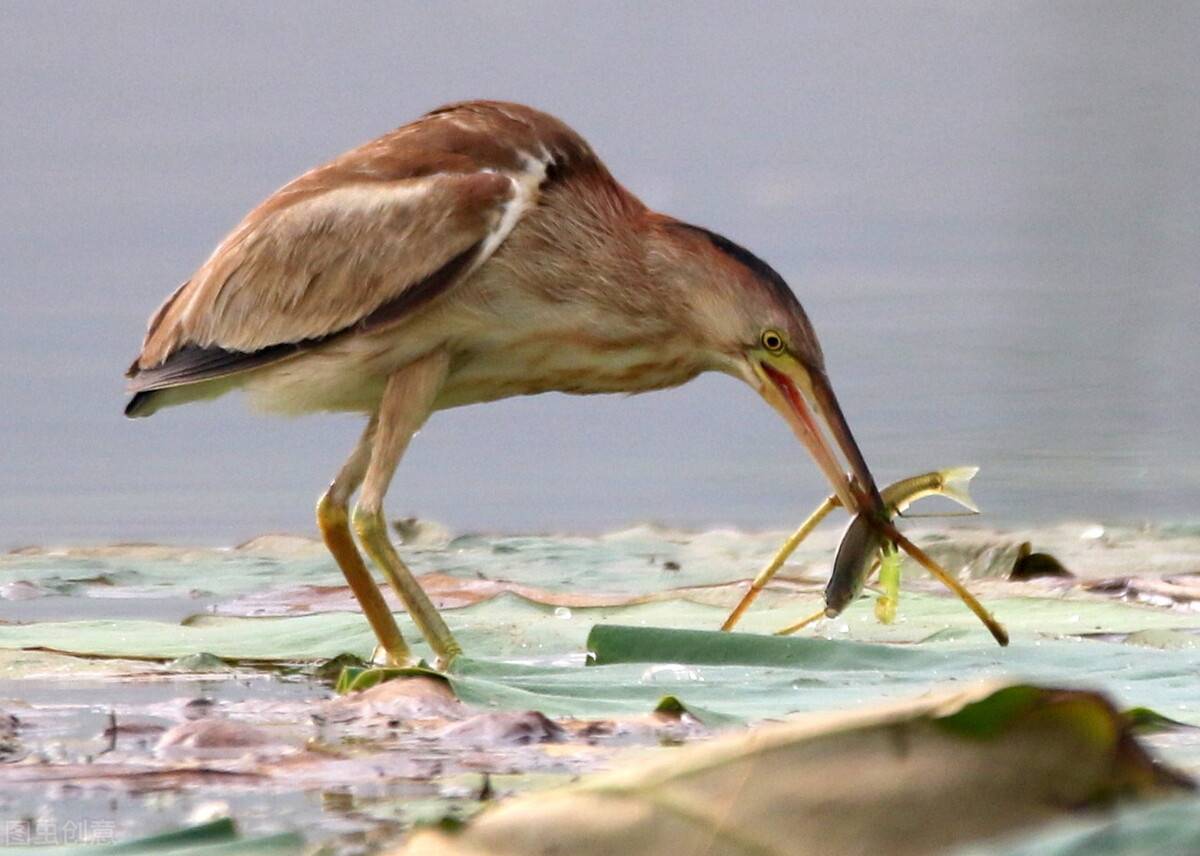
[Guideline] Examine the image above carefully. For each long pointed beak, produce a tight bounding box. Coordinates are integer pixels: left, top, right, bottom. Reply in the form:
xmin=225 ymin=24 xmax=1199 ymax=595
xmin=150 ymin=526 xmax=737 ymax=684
xmin=754 ymin=360 xmax=884 ymax=516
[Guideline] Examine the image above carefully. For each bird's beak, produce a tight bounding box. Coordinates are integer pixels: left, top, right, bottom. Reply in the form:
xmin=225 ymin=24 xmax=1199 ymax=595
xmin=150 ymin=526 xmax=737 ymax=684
xmin=751 ymin=355 xmax=882 ymax=515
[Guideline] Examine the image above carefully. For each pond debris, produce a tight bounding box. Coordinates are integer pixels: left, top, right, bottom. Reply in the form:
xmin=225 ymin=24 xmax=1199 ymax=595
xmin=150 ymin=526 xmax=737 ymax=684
xmin=167 ymin=652 xmax=232 ymax=672
xmin=0 ymin=580 xmax=44 ymax=601
xmin=182 ymin=697 xmax=217 ymax=720
xmin=0 ymin=711 xmax=21 ymax=762
xmin=438 ymin=711 xmax=566 ymax=748
xmin=392 ymin=517 xmax=454 ymax=548
xmin=186 ymin=799 xmax=234 ymax=826
xmin=1009 ymin=542 xmax=1074 ymax=581
xmin=155 ymin=718 xmax=296 ymax=760
xmin=97 ymin=710 xmax=118 ymax=756
xmin=478 ymin=773 xmax=494 ymax=801
xmin=1120 ymin=629 xmax=1200 ymax=650
xmin=213 ymin=574 xmax=672 ymax=616
xmin=310 ymin=652 xmax=372 ymax=683
xmin=324 ymin=674 xmax=465 ymax=723
xmin=96 ymin=711 xmax=168 ymax=758
xmin=1085 ymin=573 xmax=1200 ymax=610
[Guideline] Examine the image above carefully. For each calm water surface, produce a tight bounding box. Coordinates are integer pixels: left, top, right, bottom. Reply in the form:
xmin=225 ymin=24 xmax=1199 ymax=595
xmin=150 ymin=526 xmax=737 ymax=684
xmin=1 ymin=4 xmax=1197 ymax=545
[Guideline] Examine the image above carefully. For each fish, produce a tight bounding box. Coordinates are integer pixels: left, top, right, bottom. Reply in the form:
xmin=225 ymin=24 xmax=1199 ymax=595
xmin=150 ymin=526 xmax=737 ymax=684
xmin=823 ymin=467 xmax=979 ymax=617
xmin=880 ymin=466 xmax=979 ymax=516
xmin=825 ymin=512 xmax=887 ymax=616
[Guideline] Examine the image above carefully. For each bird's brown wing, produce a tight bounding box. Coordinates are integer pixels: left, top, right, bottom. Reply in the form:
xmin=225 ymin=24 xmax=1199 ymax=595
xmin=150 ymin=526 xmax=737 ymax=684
xmin=126 ymin=169 xmax=520 ymax=392
xmin=126 ymin=101 xmax=600 ymax=394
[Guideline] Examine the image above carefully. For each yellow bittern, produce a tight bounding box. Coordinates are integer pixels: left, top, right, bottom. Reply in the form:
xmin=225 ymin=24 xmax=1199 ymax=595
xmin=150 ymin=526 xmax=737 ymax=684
xmin=125 ymin=101 xmax=885 ymax=668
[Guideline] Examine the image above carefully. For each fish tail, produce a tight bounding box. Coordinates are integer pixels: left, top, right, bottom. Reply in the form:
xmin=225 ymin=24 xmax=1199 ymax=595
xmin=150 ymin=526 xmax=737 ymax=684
xmin=940 ymin=466 xmax=980 ymax=512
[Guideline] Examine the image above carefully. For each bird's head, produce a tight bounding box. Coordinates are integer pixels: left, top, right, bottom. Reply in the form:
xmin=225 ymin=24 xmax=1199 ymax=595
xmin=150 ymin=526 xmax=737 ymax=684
xmin=656 ymin=221 xmax=883 ymax=515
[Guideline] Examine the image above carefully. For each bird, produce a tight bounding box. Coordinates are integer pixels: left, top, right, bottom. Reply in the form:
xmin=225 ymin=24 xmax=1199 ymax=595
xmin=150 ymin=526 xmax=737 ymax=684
xmin=125 ymin=100 xmax=884 ymax=668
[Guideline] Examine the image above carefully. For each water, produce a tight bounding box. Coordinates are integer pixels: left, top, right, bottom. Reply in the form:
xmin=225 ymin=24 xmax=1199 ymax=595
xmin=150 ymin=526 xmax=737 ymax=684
xmin=1 ymin=4 xmax=1197 ymax=547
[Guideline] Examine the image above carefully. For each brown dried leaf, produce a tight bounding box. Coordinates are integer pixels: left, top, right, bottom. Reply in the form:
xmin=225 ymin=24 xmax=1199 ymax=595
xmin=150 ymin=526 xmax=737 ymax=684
xmin=214 ymin=573 xmax=819 ymax=617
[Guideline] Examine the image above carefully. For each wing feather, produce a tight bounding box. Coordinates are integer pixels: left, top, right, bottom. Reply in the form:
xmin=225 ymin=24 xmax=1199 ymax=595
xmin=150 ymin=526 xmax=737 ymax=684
xmin=130 ymin=171 xmax=513 ymax=382
xmin=126 ymin=100 xmax=597 ymax=393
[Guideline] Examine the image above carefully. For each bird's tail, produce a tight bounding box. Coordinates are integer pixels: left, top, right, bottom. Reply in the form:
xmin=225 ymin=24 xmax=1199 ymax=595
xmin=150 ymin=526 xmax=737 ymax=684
xmin=124 ymin=390 xmax=160 ymax=418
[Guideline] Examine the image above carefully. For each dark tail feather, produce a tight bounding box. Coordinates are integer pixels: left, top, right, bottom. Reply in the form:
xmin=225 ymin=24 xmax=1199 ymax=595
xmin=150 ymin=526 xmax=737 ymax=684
xmin=121 ymin=341 xmax=307 ymax=419
xmin=124 ymin=390 xmax=157 ymax=418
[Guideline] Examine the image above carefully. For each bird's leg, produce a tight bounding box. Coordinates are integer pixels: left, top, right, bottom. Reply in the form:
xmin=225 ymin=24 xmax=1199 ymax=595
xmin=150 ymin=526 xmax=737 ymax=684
xmin=317 ymin=417 xmax=413 ymax=666
xmin=721 ymin=494 xmax=839 ymax=631
xmin=353 ymin=352 xmax=462 ymax=669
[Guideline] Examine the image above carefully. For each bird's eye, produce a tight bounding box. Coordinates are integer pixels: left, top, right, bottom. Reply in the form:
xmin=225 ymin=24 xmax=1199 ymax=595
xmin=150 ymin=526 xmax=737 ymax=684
xmin=761 ymin=330 xmax=785 ymax=353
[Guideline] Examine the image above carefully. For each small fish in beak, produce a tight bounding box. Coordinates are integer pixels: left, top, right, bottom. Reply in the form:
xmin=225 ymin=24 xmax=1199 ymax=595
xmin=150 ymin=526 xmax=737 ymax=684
xmin=825 ymin=511 xmax=888 ymax=617
xmin=825 ymin=467 xmax=980 ymax=617
xmin=743 ymin=336 xmax=1006 ymax=645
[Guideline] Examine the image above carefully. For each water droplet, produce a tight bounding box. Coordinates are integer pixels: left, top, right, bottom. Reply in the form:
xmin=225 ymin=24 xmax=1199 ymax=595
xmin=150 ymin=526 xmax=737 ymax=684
xmin=639 ymin=663 xmax=703 ymax=684
xmin=553 ymin=606 xmax=572 ymax=620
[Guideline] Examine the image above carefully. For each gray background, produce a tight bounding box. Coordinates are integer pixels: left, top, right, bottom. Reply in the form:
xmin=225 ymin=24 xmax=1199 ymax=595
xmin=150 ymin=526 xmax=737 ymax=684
xmin=2 ymin=2 xmax=1197 ymax=545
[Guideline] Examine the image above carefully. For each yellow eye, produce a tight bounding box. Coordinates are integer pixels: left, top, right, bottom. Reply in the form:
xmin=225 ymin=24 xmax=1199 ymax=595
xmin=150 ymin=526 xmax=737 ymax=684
xmin=761 ymin=330 xmax=785 ymax=353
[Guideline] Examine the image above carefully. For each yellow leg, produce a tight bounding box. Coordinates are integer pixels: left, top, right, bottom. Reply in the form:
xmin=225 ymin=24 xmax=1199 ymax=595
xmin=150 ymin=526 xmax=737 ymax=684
xmin=354 ymin=507 xmax=461 ymax=666
xmin=355 ymin=352 xmax=462 ymax=669
xmin=774 ymin=608 xmax=827 ymax=636
xmin=722 ymin=495 xmax=839 ymax=631
xmin=878 ymin=521 xmax=1009 ymax=647
xmin=317 ymin=421 xmax=412 ymax=666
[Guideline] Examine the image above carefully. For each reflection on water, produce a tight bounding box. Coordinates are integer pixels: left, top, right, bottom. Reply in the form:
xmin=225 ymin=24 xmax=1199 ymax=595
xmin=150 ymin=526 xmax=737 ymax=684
xmin=0 ymin=4 xmax=1196 ymax=544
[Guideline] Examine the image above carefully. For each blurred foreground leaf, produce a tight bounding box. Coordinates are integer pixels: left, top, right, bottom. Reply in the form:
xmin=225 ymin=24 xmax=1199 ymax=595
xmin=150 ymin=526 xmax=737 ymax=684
xmin=397 ymin=683 xmax=1190 ymax=856
xmin=957 ymin=797 xmax=1200 ymax=855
